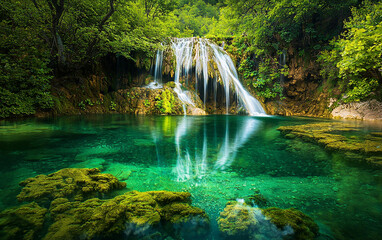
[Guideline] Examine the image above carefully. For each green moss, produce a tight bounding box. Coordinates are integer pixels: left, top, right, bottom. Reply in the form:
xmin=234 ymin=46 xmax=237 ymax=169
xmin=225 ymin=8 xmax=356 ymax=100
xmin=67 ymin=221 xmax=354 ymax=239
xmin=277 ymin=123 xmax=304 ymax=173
xmin=160 ymin=202 xmax=207 ymax=223
xmin=17 ymin=168 xmax=127 ymax=203
xmin=155 ymin=89 xmax=176 ymax=114
xmin=0 ymin=202 xmax=48 ymax=240
xmin=218 ymin=201 xmax=257 ymax=237
xmin=147 ymin=191 xmax=191 ymax=205
xmin=248 ymin=194 xmax=268 ymax=208
xmin=262 ymin=207 xmax=319 ymax=240
xmin=43 ymin=190 xmax=208 ymax=239
xmin=164 ymin=81 xmax=176 ymax=88
xmin=278 ymin=123 xmax=382 ymax=167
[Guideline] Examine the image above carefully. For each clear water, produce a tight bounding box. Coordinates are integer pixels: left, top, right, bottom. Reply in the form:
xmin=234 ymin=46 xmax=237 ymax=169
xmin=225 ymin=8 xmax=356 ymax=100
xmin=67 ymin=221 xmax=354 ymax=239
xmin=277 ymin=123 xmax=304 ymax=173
xmin=0 ymin=115 xmax=382 ymax=240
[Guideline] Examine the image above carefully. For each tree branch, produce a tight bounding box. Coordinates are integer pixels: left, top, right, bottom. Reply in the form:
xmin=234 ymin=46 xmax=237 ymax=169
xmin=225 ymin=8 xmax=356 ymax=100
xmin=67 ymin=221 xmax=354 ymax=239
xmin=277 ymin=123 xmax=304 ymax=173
xmin=99 ymin=0 xmax=115 ymax=30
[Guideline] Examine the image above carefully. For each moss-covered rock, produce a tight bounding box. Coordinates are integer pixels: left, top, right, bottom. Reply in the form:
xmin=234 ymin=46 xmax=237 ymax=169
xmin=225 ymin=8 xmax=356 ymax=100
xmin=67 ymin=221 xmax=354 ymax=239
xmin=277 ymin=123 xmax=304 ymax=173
xmin=262 ymin=207 xmax=319 ymax=240
xmin=0 ymin=202 xmax=47 ymax=240
xmin=218 ymin=201 xmax=318 ymax=240
xmin=147 ymin=191 xmax=191 ymax=205
xmin=218 ymin=201 xmax=258 ymax=238
xmin=278 ymin=123 xmax=382 ymax=167
xmin=44 ymin=190 xmax=208 ymax=240
xmin=17 ymin=168 xmax=127 ymax=203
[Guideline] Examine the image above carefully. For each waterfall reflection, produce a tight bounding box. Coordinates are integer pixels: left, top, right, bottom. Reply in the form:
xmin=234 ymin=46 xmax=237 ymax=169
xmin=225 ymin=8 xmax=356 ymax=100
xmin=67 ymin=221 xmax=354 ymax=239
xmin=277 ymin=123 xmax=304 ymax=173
xmin=151 ymin=116 xmax=261 ymax=182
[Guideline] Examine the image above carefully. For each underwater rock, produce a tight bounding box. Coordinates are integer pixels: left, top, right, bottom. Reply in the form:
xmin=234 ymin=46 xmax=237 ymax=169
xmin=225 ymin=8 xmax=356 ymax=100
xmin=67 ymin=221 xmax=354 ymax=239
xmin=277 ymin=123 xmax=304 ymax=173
xmin=218 ymin=201 xmax=258 ymax=238
xmin=160 ymin=202 xmax=210 ymax=240
xmin=17 ymin=168 xmax=127 ymax=203
xmin=218 ymin=201 xmax=294 ymax=240
xmin=248 ymin=193 xmax=268 ymax=208
xmin=146 ymin=191 xmax=191 ymax=205
xmin=365 ymin=156 xmax=382 ymax=167
xmin=262 ymin=207 xmax=319 ymax=240
xmin=0 ymin=202 xmax=47 ymax=240
xmin=44 ymin=190 xmax=208 ymax=240
xmin=278 ymin=123 xmax=382 ymax=167
xmin=70 ymin=158 xmax=106 ymax=170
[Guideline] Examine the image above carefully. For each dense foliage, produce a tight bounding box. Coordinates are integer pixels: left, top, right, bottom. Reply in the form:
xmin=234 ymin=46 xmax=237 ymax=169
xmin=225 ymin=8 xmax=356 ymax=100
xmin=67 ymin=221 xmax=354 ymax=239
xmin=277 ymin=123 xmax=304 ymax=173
xmin=209 ymin=0 xmax=366 ymax=100
xmin=319 ymin=1 xmax=382 ymax=102
xmin=1 ymin=0 xmax=381 ymax=117
xmin=0 ymin=0 xmax=179 ymax=117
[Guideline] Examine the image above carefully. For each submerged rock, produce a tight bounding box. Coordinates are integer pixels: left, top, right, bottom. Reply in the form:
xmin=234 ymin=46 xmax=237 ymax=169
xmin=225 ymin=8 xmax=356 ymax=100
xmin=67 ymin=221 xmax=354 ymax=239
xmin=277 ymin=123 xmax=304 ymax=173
xmin=5 ymin=169 xmax=208 ymax=239
xmin=218 ymin=201 xmax=294 ymax=240
xmin=218 ymin=201 xmax=258 ymax=238
xmin=0 ymin=202 xmax=47 ymax=240
xmin=44 ymin=190 xmax=209 ymax=240
xmin=262 ymin=207 xmax=319 ymax=240
xmin=218 ymin=201 xmax=318 ymax=240
xmin=17 ymin=168 xmax=127 ymax=203
xmin=278 ymin=123 xmax=382 ymax=168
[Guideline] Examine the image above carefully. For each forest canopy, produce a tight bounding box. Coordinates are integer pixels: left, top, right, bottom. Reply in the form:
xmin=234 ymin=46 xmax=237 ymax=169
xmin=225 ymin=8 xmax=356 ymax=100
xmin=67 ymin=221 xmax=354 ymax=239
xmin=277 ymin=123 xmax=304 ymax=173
xmin=0 ymin=0 xmax=381 ymax=117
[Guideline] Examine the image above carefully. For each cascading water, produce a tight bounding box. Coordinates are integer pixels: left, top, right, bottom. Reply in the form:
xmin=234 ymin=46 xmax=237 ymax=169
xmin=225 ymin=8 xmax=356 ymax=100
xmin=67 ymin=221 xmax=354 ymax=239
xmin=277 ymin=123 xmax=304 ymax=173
xmin=280 ymin=50 xmax=286 ymax=85
xmin=167 ymin=38 xmax=266 ymax=116
xmin=171 ymin=39 xmax=196 ymax=113
xmin=147 ymin=46 xmax=164 ymax=89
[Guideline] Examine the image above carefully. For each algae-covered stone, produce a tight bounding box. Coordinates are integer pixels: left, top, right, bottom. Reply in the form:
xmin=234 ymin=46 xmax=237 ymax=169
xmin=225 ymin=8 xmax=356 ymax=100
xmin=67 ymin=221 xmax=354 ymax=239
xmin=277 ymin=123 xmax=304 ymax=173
xmin=218 ymin=201 xmax=258 ymax=237
xmin=218 ymin=201 xmax=294 ymax=239
xmin=262 ymin=207 xmax=319 ymax=240
xmin=17 ymin=168 xmax=127 ymax=202
xmin=0 ymin=202 xmax=47 ymax=240
xmin=44 ymin=190 xmax=208 ymax=240
xmin=278 ymin=123 xmax=382 ymax=167
xmin=147 ymin=191 xmax=191 ymax=205
xmin=365 ymin=156 xmax=382 ymax=167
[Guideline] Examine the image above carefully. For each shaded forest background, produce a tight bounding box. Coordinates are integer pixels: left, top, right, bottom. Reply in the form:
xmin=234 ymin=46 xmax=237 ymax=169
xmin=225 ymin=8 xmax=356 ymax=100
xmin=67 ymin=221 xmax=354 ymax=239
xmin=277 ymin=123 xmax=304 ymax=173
xmin=0 ymin=0 xmax=381 ymax=118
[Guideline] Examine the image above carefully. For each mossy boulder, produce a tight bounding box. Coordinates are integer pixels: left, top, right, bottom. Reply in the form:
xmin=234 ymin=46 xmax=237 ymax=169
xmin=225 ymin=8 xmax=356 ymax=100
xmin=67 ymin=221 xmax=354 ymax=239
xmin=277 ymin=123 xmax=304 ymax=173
xmin=262 ymin=207 xmax=319 ymax=240
xmin=44 ymin=190 xmax=208 ymax=240
xmin=147 ymin=191 xmax=191 ymax=205
xmin=278 ymin=123 xmax=382 ymax=167
xmin=0 ymin=202 xmax=48 ymax=240
xmin=218 ymin=201 xmax=258 ymax=238
xmin=218 ymin=201 xmax=317 ymax=240
xmin=17 ymin=168 xmax=127 ymax=203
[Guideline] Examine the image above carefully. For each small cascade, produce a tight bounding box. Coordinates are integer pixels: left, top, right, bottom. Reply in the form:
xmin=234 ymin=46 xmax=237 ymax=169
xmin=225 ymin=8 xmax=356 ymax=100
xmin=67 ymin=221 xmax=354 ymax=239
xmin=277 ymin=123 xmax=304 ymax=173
xmin=195 ymin=39 xmax=209 ymax=108
xmin=210 ymin=44 xmax=266 ymax=116
xmin=153 ymin=38 xmax=266 ymax=116
xmin=279 ymin=50 xmax=286 ymax=85
xmin=171 ymin=39 xmax=196 ymax=114
xmin=147 ymin=46 xmax=163 ymax=89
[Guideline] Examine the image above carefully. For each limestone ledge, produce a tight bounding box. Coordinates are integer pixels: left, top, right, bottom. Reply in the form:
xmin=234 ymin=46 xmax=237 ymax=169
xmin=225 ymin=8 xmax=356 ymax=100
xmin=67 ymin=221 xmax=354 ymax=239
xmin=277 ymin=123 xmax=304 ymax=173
xmin=277 ymin=123 xmax=382 ymax=167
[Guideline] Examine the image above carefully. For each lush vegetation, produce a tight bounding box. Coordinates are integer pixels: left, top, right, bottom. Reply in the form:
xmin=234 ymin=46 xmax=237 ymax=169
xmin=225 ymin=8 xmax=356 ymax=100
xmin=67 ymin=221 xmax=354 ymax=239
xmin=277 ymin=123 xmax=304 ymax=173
xmin=319 ymin=1 xmax=382 ymax=102
xmin=1 ymin=0 xmax=381 ymax=117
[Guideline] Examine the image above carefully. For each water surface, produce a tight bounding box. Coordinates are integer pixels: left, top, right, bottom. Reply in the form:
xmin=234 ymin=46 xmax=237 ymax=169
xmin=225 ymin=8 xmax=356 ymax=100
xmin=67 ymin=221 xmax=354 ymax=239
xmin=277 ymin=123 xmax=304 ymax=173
xmin=0 ymin=115 xmax=381 ymax=239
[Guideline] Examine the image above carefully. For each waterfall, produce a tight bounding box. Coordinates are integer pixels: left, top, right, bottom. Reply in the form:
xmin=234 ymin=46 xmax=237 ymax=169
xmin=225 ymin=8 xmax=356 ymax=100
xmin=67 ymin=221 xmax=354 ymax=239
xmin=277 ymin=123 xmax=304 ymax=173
xmin=154 ymin=46 xmax=163 ymax=84
xmin=280 ymin=50 xmax=286 ymax=85
xmin=147 ymin=46 xmax=164 ymax=89
xmin=160 ymin=38 xmax=266 ymax=116
xmin=171 ymin=39 xmax=196 ymax=114
xmin=210 ymin=44 xmax=266 ymax=116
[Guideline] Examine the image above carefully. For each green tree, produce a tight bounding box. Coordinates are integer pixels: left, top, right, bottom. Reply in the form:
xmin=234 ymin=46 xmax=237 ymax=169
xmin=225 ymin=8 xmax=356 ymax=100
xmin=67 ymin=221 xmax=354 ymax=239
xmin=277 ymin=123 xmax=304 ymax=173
xmin=0 ymin=0 xmax=53 ymax=118
xmin=319 ymin=1 xmax=382 ymax=102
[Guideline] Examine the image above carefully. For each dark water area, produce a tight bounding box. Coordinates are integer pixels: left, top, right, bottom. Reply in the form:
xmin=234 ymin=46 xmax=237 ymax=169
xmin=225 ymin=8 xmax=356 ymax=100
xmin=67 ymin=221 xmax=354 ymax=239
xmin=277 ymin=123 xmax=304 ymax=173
xmin=0 ymin=114 xmax=382 ymax=239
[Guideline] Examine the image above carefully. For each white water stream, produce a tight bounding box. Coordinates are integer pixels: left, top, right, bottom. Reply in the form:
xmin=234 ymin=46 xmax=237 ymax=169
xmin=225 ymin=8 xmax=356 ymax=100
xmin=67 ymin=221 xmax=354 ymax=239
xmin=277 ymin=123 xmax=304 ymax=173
xmin=169 ymin=38 xmax=266 ymax=116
